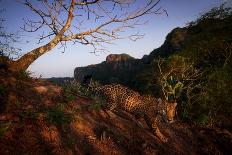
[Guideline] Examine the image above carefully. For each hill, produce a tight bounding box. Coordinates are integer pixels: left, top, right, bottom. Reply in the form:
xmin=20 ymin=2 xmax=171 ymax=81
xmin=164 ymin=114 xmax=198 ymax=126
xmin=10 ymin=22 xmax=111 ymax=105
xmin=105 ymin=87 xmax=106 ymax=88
xmin=0 ymin=69 xmax=231 ymax=154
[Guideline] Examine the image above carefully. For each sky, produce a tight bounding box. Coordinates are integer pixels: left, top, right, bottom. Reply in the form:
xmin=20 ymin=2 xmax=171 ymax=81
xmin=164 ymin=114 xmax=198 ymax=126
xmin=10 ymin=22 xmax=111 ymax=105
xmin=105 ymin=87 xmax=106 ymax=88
xmin=1 ymin=0 xmax=229 ymax=78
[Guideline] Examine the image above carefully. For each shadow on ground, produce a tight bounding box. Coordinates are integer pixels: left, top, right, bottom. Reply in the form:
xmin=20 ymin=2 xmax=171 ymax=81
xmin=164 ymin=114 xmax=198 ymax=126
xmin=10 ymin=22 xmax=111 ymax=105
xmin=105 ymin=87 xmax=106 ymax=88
xmin=0 ymin=70 xmax=231 ymax=155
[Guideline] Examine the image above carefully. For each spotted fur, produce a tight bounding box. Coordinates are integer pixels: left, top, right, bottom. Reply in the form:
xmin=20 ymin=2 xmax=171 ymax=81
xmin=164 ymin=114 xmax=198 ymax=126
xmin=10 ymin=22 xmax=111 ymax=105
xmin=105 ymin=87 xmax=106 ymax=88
xmin=93 ymin=84 xmax=177 ymax=142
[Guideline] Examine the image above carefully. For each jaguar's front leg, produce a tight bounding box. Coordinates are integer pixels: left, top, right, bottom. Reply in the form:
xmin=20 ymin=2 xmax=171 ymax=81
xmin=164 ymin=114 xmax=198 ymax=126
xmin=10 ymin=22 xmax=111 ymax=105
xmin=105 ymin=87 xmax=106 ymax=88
xmin=144 ymin=114 xmax=168 ymax=143
xmin=151 ymin=118 xmax=168 ymax=143
xmin=104 ymin=109 xmax=116 ymax=118
xmin=104 ymin=100 xmax=117 ymax=118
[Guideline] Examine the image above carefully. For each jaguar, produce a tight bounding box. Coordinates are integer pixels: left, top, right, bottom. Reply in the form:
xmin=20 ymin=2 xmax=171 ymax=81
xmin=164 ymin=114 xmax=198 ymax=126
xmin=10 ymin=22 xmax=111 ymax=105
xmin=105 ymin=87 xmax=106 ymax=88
xmin=93 ymin=84 xmax=177 ymax=142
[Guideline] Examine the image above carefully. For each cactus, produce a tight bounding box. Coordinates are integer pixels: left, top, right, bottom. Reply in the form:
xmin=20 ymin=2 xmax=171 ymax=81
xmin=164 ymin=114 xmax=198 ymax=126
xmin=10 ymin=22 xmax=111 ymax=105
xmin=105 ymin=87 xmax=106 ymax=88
xmin=164 ymin=76 xmax=183 ymax=102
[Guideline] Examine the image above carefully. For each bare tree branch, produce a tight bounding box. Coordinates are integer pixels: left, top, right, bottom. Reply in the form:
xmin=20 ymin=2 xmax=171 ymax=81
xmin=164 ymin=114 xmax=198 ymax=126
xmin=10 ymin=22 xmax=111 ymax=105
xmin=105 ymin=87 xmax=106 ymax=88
xmin=10 ymin=0 xmax=164 ymax=71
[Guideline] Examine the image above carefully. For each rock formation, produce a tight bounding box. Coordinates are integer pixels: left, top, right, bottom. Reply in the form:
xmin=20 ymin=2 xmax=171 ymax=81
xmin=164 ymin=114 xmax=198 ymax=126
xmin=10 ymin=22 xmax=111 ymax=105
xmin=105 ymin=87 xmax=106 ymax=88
xmin=74 ymin=27 xmax=188 ymax=87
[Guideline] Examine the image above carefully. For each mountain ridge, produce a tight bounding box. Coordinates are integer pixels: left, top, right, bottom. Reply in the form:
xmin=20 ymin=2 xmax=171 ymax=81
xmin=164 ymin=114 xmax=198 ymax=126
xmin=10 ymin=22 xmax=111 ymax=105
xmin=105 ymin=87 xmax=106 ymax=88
xmin=74 ymin=27 xmax=188 ymax=90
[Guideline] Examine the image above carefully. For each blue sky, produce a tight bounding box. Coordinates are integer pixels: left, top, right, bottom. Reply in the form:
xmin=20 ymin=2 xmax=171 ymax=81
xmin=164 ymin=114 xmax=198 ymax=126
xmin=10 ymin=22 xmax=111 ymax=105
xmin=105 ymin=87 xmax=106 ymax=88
xmin=1 ymin=0 xmax=228 ymax=78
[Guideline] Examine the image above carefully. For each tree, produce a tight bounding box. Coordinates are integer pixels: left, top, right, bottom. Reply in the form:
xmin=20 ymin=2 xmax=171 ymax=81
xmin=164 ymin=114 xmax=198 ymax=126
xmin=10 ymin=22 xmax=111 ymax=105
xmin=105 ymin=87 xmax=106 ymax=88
xmin=156 ymin=56 xmax=202 ymax=102
xmin=8 ymin=0 xmax=164 ymax=71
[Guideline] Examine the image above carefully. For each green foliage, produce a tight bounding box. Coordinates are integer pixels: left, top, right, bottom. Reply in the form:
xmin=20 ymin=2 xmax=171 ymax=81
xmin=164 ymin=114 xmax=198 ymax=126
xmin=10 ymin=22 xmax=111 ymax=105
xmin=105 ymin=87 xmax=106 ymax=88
xmin=17 ymin=70 xmax=32 ymax=79
xmin=88 ymin=79 xmax=101 ymax=89
xmin=163 ymin=76 xmax=184 ymax=102
xmin=133 ymin=67 xmax=156 ymax=94
xmin=89 ymin=101 xmax=104 ymax=110
xmin=0 ymin=84 xmax=5 ymax=95
xmin=18 ymin=110 xmax=40 ymax=121
xmin=0 ymin=122 xmax=10 ymax=138
xmin=62 ymin=80 xmax=83 ymax=102
xmin=187 ymin=4 xmax=232 ymax=27
xmin=202 ymin=66 xmax=232 ymax=127
xmin=196 ymin=114 xmax=209 ymax=127
xmin=154 ymin=55 xmax=195 ymax=102
xmin=66 ymin=137 xmax=76 ymax=149
xmin=64 ymin=93 xmax=76 ymax=102
xmin=150 ymin=5 xmax=232 ymax=128
xmin=180 ymin=110 xmax=191 ymax=121
xmin=62 ymin=80 xmax=82 ymax=94
xmin=45 ymin=104 xmax=73 ymax=126
xmin=14 ymin=99 xmax=22 ymax=108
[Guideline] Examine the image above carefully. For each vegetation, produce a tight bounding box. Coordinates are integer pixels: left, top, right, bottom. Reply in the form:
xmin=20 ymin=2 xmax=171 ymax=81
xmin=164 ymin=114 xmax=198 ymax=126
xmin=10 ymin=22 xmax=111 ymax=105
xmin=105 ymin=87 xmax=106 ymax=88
xmin=151 ymin=5 xmax=232 ymax=128
xmin=0 ymin=122 xmax=10 ymax=138
xmin=71 ymin=5 xmax=231 ymax=129
xmin=89 ymin=101 xmax=104 ymax=110
xmin=0 ymin=84 xmax=5 ymax=95
xmin=61 ymin=80 xmax=81 ymax=102
xmin=0 ymin=4 xmax=231 ymax=153
xmin=45 ymin=103 xmax=73 ymax=126
xmin=17 ymin=70 xmax=32 ymax=80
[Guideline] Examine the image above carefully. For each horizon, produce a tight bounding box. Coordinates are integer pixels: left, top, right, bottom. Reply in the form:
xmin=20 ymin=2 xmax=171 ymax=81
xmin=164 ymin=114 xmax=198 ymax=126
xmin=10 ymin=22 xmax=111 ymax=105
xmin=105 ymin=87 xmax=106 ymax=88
xmin=1 ymin=0 xmax=231 ymax=78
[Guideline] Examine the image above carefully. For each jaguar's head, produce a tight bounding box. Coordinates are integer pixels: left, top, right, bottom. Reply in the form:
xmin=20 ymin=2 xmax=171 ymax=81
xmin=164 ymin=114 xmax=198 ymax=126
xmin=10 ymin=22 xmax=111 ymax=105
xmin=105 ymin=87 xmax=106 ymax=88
xmin=159 ymin=99 xmax=177 ymax=123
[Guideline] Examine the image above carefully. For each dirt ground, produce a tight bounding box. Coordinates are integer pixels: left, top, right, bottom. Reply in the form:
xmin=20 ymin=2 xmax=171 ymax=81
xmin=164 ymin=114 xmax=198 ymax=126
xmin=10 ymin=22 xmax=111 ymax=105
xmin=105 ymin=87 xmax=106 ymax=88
xmin=0 ymin=70 xmax=231 ymax=155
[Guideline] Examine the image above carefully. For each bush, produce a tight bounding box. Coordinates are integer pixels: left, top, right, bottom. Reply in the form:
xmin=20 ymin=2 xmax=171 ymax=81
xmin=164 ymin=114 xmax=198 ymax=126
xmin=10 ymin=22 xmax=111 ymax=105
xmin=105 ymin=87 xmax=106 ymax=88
xmin=45 ymin=104 xmax=73 ymax=126
xmin=203 ymin=66 xmax=232 ymax=128
xmin=148 ymin=5 xmax=232 ymax=128
xmin=89 ymin=101 xmax=104 ymax=110
xmin=0 ymin=122 xmax=10 ymax=138
xmin=61 ymin=80 xmax=85 ymax=102
xmin=17 ymin=70 xmax=32 ymax=80
xmin=0 ymin=84 xmax=5 ymax=95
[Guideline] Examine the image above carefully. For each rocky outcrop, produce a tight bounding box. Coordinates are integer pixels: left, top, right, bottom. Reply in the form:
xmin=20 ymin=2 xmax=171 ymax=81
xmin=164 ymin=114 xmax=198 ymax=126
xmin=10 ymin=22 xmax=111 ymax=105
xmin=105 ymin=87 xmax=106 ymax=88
xmin=74 ymin=54 xmax=140 ymax=84
xmin=106 ymin=53 xmax=135 ymax=62
xmin=142 ymin=27 xmax=188 ymax=62
xmin=74 ymin=27 xmax=188 ymax=87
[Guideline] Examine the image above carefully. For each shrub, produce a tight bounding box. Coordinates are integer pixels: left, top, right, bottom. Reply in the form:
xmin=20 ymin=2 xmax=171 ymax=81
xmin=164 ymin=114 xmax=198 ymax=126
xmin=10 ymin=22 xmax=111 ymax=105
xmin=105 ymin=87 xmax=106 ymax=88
xmin=61 ymin=80 xmax=83 ymax=102
xmin=17 ymin=70 xmax=32 ymax=80
xmin=0 ymin=123 xmax=10 ymax=138
xmin=0 ymin=84 xmax=5 ymax=95
xmin=45 ymin=104 xmax=73 ymax=126
xmin=89 ymin=101 xmax=104 ymax=110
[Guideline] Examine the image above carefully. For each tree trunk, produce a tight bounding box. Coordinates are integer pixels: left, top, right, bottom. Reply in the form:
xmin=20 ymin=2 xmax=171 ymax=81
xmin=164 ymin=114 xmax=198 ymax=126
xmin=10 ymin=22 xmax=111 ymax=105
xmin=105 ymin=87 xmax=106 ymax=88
xmin=9 ymin=0 xmax=75 ymax=72
xmin=10 ymin=37 xmax=61 ymax=72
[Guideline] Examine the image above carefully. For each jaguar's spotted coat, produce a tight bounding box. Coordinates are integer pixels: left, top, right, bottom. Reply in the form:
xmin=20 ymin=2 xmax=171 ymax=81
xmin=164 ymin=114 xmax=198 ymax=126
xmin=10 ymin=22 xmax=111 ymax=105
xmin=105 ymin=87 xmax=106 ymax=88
xmin=93 ymin=84 xmax=177 ymax=142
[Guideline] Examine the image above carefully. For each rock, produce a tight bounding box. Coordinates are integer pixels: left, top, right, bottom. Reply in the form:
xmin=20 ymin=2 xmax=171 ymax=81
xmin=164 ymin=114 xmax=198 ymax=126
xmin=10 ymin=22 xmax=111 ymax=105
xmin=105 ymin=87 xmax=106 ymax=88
xmin=106 ymin=53 xmax=135 ymax=62
xmin=74 ymin=27 xmax=189 ymax=86
xmin=74 ymin=53 xmax=138 ymax=84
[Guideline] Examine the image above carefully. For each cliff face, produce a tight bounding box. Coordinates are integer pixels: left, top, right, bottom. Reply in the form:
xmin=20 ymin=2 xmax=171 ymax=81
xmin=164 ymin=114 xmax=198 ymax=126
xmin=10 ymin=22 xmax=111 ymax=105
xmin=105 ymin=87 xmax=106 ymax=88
xmin=74 ymin=53 xmax=140 ymax=84
xmin=74 ymin=27 xmax=188 ymax=87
